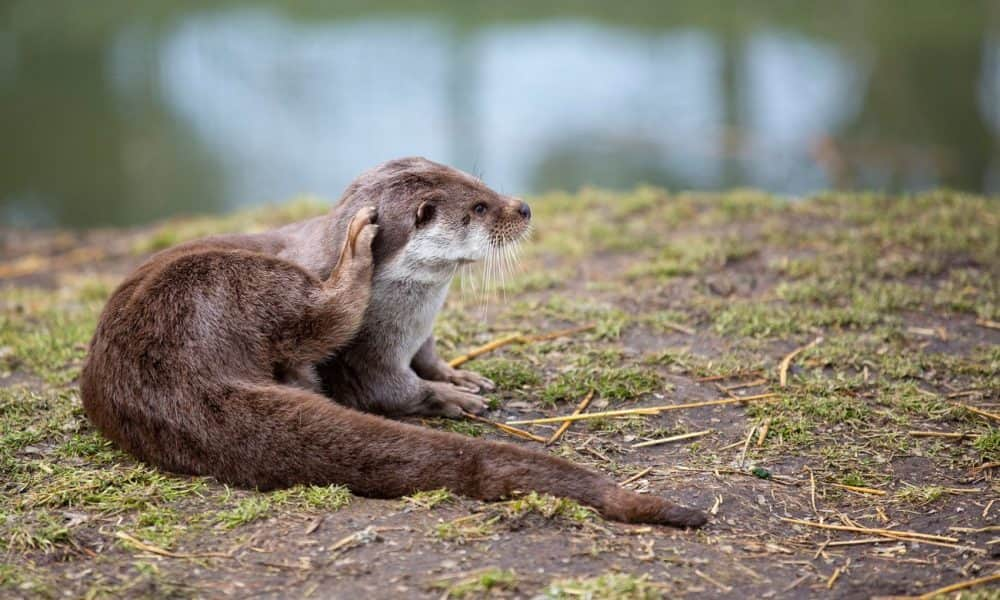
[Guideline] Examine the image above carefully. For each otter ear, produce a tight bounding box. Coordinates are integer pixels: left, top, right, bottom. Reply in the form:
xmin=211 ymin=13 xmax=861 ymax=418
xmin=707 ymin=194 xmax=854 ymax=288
xmin=415 ymin=201 xmax=436 ymax=227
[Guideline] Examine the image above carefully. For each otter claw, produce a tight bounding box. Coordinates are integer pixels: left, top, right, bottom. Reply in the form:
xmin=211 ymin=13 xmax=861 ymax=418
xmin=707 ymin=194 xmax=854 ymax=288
xmin=448 ymin=369 xmax=495 ymax=393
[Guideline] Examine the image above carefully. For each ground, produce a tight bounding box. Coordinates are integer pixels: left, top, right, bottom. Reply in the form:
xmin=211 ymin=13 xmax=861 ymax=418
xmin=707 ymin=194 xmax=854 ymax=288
xmin=1 ymin=189 xmax=998 ymax=599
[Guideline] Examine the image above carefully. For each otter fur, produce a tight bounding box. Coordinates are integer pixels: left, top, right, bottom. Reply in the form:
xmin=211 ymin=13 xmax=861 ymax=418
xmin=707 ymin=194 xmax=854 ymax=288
xmin=80 ymin=157 xmax=707 ymax=528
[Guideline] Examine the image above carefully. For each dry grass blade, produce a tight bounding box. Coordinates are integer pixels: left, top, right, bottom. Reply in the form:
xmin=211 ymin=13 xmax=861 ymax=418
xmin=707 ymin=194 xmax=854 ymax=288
xmin=507 ymin=393 xmax=778 ymax=426
xmin=632 ymin=429 xmax=712 ymax=448
xmin=778 ymin=337 xmax=823 ymax=387
xmin=780 ymin=518 xmax=958 ymax=543
xmin=463 ymin=412 xmax=548 ymax=443
xmin=619 ymin=467 xmax=653 ymax=486
xmin=448 ymin=324 xmax=596 ymax=368
xmin=908 ymin=430 xmax=974 ymax=439
xmin=951 ymin=402 xmax=1000 ymax=423
xmin=975 ymin=319 xmax=1000 ymax=330
xmin=915 ymin=572 xmax=1000 ymax=599
xmin=829 ymin=483 xmax=887 ymax=496
xmin=546 ymin=390 xmax=594 ymax=445
xmin=115 ymin=532 xmax=231 ymax=560
xmin=448 ymin=333 xmax=524 ymax=368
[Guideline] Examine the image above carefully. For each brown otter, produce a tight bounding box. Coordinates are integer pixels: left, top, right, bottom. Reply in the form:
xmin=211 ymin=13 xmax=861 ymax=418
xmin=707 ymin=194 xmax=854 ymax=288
xmin=80 ymin=157 xmax=707 ymax=528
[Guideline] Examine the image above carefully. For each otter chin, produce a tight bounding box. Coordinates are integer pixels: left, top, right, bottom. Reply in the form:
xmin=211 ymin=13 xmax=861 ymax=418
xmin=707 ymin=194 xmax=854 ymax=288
xmin=80 ymin=157 xmax=708 ymax=529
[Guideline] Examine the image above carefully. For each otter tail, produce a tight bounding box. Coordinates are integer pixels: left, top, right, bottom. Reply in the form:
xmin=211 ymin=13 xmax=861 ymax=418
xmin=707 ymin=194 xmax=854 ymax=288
xmin=167 ymin=383 xmax=707 ymax=528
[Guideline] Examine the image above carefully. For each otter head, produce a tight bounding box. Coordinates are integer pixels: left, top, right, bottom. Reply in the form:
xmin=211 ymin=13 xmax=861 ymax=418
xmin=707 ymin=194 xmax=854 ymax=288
xmin=341 ymin=157 xmax=531 ymax=283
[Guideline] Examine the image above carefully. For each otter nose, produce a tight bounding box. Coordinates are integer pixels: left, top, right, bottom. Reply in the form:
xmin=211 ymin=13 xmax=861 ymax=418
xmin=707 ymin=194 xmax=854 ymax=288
xmin=517 ymin=201 xmax=532 ymax=220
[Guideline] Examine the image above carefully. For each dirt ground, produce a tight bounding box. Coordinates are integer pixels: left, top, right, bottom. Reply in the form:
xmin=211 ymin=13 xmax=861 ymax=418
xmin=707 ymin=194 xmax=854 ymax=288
xmin=1 ymin=189 xmax=998 ymax=599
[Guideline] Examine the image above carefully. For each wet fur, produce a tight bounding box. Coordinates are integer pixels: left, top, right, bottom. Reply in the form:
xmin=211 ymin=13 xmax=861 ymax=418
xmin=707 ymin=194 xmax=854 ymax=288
xmin=80 ymin=157 xmax=708 ymax=528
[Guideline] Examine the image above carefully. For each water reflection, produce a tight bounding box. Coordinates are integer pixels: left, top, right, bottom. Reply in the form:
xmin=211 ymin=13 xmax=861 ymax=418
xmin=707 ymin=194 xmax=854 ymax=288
xmin=1 ymin=4 xmax=997 ymax=228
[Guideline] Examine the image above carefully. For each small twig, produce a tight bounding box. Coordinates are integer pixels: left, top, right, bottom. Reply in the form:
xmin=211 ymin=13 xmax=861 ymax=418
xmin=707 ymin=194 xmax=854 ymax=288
xmin=829 ymin=483 xmax=887 ymax=496
xmin=951 ymin=402 xmax=1000 ymax=423
xmin=975 ymin=319 xmax=1000 ymax=330
xmin=546 ymin=390 xmax=594 ymax=445
xmin=778 ymin=337 xmax=823 ymax=387
xmin=632 ymin=429 xmax=712 ymax=449
xmin=693 ymin=569 xmax=732 ymax=593
xmin=448 ymin=325 xmax=596 ymax=368
xmin=806 ymin=468 xmax=818 ymax=518
xmin=826 ymin=565 xmax=844 ymax=589
xmin=506 ymin=393 xmax=778 ymax=426
xmin=825 ymin=537 xmax=895 ymax=547
xmin=619 ymin=467 xmax=653 ymax=486
xmin=115 ymin=532 xmax=231 ymax=560
xmin=781 ymin=574 xmax=810 ymax=593
xmin=780 ymin=518 xmax=958 ymax=543
xmin=908 ymin=430 xmax=975 ymax=439
xmin=448 ymin=333 xmax=524 ymax=368
xmin=463 ymin=412 xmax=547 ymax=443
xmin=950 ymin=525 xmax=1000 ymax=533
xmin=756 ymin=418 xmax=770 ymax=446
xmin=736 ymin=425 xmax=756 ymax=467
xmin=328 ymin=526 xmax=379 ymax=555
xmin=695 ymin=370 xmax=763 ymax=383
xmin=656 ymin=320 xmax=695 ymax=336
xmin=722 ymin=378 xmax=768 ymax=392
xmin=916 ymin=572 xmax=1000 ymax=599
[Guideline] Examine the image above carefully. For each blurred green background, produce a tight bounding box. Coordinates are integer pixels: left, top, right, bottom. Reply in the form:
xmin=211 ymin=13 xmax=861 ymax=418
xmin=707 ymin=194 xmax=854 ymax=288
xmin=2 ymin=0 xmax=999 ymax=228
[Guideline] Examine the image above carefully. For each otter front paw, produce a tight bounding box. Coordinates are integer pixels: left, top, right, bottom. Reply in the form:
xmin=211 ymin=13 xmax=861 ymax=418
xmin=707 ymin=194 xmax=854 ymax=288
xmin=422 ymin=381 xmax=489 ymax=418
xmin=447 ymin=368 xmax=496 ymax=393
xmin=347 ymin=206 xmax=378 ymax=259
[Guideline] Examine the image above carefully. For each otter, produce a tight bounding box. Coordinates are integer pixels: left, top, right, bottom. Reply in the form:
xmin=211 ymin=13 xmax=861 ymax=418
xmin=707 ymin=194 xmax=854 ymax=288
xmin=80 ymin=157 xmax=707 ymax=528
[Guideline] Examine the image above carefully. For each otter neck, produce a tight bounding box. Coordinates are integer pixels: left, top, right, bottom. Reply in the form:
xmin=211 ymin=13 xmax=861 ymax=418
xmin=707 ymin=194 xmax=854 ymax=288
xmin=368 ymin=257 xmax=455 ymax=368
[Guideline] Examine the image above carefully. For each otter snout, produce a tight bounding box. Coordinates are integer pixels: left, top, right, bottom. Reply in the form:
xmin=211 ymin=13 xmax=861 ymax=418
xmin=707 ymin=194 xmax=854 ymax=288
xmin=517 ymin=201 xmax=531 ymax=220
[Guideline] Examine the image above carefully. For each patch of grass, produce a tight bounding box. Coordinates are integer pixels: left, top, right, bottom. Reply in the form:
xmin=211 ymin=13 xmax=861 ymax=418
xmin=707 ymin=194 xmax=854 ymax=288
xmin=894 ymin=484 xmax=945 ymax=505
xmin=713 ymin=300 xmax=893 ymax=339
xmin=436 ymin=420 xmax=487 ymax=437
xmin=20 ymin=463 xmax=207 ymax=514
xmin=431 ymin=568 xmax=518 ymax=598
xmin=540 ymin=365 xmax=663 ymax=406
xmin=271 ymin=484 xmax=353 ymax=511
xmin=0 ymin=284 xmax=104 ymax=385
xmin=433 ymin=514 xmax=499 ymax=543
xmin=216 ymin=495 xmax=273 ymax=529
xmin=3 ymin=513 xmax=72 ymax=553
xmin=510 ymin=295 xmax=628 ymax=341
xmin=973 ymin=429 xmax=999 ymax=462
xmin=470 ymin=358 xmax=540 ymax=389
xmin=503 ymin=492 xmax=595 ymax=523
xmin=544 ymin=573 xmax=663 ymax=600
xmin=404 ymin=488 xmax=454 ymax=510
xmin=626 ymin=237 xmax=756 ymax=281
xmin=215 ymin=485 xmax=352 ymax=529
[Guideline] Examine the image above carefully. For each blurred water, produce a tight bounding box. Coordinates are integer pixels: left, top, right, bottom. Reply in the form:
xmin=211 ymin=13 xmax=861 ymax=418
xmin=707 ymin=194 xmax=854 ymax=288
xmin=2 ymin=2 xmax=998 ymax=228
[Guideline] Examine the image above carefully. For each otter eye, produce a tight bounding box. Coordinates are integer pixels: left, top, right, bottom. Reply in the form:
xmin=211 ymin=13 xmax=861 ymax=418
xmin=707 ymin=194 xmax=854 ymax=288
xmin=473 ymin=203 xmax=487 ymax=215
